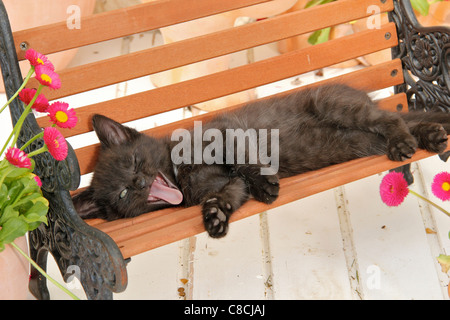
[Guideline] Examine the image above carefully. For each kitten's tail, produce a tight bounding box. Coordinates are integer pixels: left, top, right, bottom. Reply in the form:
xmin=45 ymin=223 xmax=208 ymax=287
xmin=400 ymin=111 xmax=450 ymax=131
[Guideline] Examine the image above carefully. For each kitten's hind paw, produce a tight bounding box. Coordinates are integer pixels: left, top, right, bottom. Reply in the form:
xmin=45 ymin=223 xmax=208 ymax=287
xmin=414 ymin=123 xmax=448 ymax=154
xmin=235 ymin=165 xmax=280 ymax=204
xmin=249 ymin=174 xmax=280 ymax=204
xmin=387 ymin=135 xmax=417 ymax=161
xmin=202 ymin=197 xmax=232 ymax=238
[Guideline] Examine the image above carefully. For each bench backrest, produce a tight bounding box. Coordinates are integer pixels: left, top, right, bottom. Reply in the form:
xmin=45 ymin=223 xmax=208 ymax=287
xmin=9 ymin=0 xmax=405 ymax=190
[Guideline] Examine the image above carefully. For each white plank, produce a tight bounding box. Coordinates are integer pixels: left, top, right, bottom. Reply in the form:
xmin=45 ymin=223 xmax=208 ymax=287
xmin=115 ymin=241 xmax=181 ymax=300
xmin=267 ymin=189 xmax=353 ymax=299
xmin=417 ymin=157 xmax=450 ymax=254
xmin=415 ymin=157 xmax=450 ymax=297
xmin=344 ymin=172 xmax=444 ymax=299
xmin=192 ymin=214 xmax=267 ymax=299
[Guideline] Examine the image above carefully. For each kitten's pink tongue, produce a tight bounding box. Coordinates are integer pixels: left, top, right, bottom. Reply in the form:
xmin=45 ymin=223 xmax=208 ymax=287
xmin=149 ymin=181 xmax=183 ymax=205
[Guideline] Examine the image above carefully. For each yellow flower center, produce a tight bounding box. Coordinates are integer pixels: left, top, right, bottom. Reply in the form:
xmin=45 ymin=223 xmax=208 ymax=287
xmin=54 ymin=139 xmax=59 ymax=148
xmin=55 ymin=111 xmax=68 ymax=123
xmin=41 ymin=73 xmax=52 ymax=84
xmin=442 ymin=182 xmax=450 ymax=192
xmin=37 ymin=58 xmax=44 ymax=65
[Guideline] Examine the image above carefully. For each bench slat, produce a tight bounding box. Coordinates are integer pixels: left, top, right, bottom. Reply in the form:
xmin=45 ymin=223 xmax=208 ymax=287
xmin=26 ymin=0 xmax=394 ymax=101
xmin=378 ymin=93 xmax=407 ymax=112
xmin=108 ymin=145 xmax=449 ymax=259
xmin=38 ymin=23 xmax=398 ymax=140
xmin=13 ymin=0 xmax=271 ymax=60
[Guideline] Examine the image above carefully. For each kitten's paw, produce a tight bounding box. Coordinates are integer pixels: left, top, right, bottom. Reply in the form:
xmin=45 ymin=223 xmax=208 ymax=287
xmin=235 ymin=165 xmax=280 ymax=204
xmin=249 ymin=174 xmax=280 ymax=204
xmin=387 ymin=135 xmax=417 ymax=161
xmin=415 ymin=123 xmax=448 ymax=154
xmin=202 ymin=197 xmax=232 ymax=238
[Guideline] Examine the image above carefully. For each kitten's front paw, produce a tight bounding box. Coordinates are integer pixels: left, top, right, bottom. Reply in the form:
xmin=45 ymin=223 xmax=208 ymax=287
xmin=387 ymin=135 xmax=417 ymax=161
xmin=249 ymin=174 xmax=280 ymax=204
xmin=202 ymin=197 xmax=232 ymax=238
xmin=415 ymin=123 xmax=448 ymax=154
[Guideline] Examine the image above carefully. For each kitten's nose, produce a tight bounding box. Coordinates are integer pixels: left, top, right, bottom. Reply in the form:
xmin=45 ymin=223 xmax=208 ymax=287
xmin=134 ymin=176 xmax=147 ymax=189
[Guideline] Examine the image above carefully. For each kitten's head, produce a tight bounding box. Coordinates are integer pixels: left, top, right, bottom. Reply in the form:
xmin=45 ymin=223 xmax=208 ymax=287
xmin=73 ymin=115 xmax=183 ymax=220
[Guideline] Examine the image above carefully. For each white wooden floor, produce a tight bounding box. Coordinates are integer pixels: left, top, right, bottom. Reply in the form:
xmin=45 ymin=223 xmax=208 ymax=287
xmin=1 ymin=27 xmax=449 ymax=300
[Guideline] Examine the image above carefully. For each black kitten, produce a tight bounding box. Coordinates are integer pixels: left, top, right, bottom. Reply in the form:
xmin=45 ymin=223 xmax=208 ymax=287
xmin=73 ymin=84 xmax=450 ymax=238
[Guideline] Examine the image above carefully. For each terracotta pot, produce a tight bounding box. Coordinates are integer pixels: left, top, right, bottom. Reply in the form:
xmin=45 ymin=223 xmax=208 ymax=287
xmin=0 ymin=236 xmax=29 ymax=300
xmin=1 ymin=0 xmax=96 ymax=92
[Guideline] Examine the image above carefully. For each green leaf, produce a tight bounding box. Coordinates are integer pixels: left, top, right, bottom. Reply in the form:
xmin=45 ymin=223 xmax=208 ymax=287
xmin=0 ymin=184 xmax=8 ymax=211
xmin=0 ymin=217 xmax=28 ymax=251
xmin=0 ymin=205 xmax=19 ymax=226
xmin=308 ymin=27 xmax=331 ymax=45
xmin=410 ymin=0 xmax=430 ymax=16
xmin=437 ymin=254 xmax=450 ymax=274
xmin=305 ymin=0 xmax=335 ymax=9
xmin=3 ymin=164 xmax=32 ymax=179
xmin=21 ymin=199 xmax=48 ymax=228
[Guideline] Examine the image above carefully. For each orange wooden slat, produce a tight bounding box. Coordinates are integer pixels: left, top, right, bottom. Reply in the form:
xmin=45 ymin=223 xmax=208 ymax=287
xmin=111 ymin=145 xmax=449 ymax=259
xmin=73 ymin=58 xmax=404 ymax=176
xmin=377 ymin=93 xmax=408 ymax=112
xmin=13 ymin=0 xmax=271 ymax=60
xmin=26 ymin=0 xmax=394 ymax=101
xmin=38 ymin=23 xmax=399 ymax=139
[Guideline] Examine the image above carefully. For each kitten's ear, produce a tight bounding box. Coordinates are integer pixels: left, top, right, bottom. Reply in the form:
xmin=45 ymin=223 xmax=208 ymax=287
xmin=92 ymin=114 xmax=140 ymax=148
xmin=72 ymin=188 xmax=105 ymax=219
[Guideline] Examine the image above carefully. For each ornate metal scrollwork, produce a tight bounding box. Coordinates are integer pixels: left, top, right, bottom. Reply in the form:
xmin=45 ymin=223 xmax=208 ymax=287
xmin=389 ymin=0 xmax=450 ymax=183
xmin=389 ymin=0 xmax=450 ymax=112
xmin=0 ymin=0 xmax=127 ymax=300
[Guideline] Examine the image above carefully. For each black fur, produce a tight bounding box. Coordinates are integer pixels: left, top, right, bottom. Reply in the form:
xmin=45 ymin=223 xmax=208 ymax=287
xmin=72 ymin=84 xmax=449 ymax=238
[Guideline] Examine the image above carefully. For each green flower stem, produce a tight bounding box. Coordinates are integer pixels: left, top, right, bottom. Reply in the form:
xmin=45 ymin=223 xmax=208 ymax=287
xmin=0 ymin=85 xmax=44 ymax=157
xmin=10 ymin=241 xmax=80 ymax=300
xmin=409 ymin=189 xmax=450 ymax=218
xmin=0 ymin=164 xmax=14 ymax=186
xmin=27 ymin=145 xmax=48 ymax=158
xmin=10 ymin=85 xmax=44 ymax=148
xmin=0 ymin=67 xmax=35 ymax=115
xmin=20 ymin=131 xmax=44 ymax=152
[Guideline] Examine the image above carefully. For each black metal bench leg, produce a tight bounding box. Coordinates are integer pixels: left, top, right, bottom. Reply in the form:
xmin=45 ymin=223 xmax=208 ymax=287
xmin=28 ymin=239 xmax=51 ymax=300
xmin=27 ymin=191 xmax=127 ymax=300
xmin=391 ymin=164 xmax=414 ymax=185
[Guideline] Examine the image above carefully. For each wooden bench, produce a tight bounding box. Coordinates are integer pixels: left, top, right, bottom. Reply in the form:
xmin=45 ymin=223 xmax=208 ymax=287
xmin=1 ymin=0 xmax=449 ymax=300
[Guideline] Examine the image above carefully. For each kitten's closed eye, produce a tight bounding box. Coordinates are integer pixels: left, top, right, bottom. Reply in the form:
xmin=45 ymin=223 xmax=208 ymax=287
xmin=119 ymin=188 xmax=128 ymax=199
xmin=133 ymin=154 xmax=142 ymax=173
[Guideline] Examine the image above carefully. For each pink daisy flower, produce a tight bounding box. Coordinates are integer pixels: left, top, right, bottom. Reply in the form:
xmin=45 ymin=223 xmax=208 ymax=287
xmin=5 ymin=147 xmax=32 ymax=169
xmin=33 ymin=175 xmax=42 ymax=187
xmin=380 ymin=171 xmax=409 ymax=206
xmin=47 ymin=102 xmax=78 ymax=129
xmin=43 ymin=127 xmax=68 ymax=161
xmin=431 ymin=172 xmax=450 ymax=201
xmin=18 ymin=88 xmax=49 ymax=113
xmin=25 ymin=48 xmax=54 ymax=70
xmin=35 ymin=65 xmax=61 ymax=90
